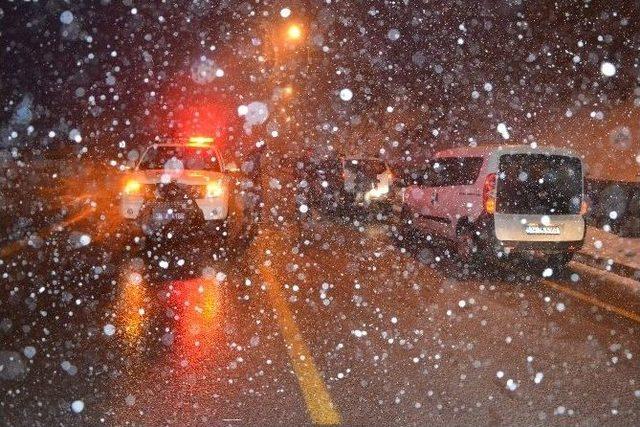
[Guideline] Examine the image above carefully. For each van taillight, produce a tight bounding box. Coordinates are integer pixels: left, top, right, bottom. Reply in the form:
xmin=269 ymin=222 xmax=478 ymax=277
xmin=580 ymin=200 xmax=588 ymax=215
xmin=483 ymin=173 xmax=497 ymax=214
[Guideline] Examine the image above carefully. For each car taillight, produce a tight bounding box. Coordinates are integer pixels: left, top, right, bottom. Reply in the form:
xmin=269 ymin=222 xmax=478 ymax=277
xmin=483 ymin=173 xmax=497 ymax=214
xmin=580 ymin=200 xmax=588 ymax=215
xmin=123 ymin=179 xmax=141 ymax=195
xmin=205 ymin=180 xmax=224 ymax=198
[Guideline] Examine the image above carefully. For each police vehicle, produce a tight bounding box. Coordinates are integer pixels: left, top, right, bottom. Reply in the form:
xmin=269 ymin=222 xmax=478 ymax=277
xmin=120 ymin=137 xmax=253 ymax=247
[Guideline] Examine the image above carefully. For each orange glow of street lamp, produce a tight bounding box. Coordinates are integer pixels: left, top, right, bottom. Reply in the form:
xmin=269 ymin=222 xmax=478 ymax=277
xmin=285 ymin=23 xmax=303 ymax=41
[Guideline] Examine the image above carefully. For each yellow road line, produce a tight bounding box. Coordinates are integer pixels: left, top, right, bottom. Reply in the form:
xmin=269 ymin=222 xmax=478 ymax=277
xmin=542 ymin=279 xmax=640 ymax=324
xmin=260 ymin=264 xmax=342 ymax=425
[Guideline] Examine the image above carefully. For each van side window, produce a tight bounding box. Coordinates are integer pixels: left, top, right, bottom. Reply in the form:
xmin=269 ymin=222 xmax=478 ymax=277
xmin=429 ymin=157 xmax=483 ymax=186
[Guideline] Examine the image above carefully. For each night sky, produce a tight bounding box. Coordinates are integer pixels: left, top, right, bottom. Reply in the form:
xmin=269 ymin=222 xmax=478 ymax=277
xmin=1 ymin=1 xmax=639 ymax=164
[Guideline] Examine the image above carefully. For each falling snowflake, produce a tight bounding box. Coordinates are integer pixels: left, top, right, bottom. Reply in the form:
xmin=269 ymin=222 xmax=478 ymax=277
xmin=600 ymin=61 xmax=616 ymax=77
xmin=339 ymin=88 xmax=353 ymax=101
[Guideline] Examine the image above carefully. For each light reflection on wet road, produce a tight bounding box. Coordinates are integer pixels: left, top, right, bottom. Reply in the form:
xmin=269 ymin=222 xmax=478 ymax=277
xmin=1 ymin=216 xmax=639 ymax=426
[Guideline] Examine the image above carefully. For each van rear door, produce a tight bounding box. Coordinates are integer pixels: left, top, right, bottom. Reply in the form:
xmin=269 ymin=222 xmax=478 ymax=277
xmin=494 ymin=153 xmax=585 ymax=242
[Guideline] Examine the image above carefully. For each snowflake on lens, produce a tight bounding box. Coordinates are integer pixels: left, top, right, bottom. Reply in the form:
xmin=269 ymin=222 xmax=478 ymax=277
xmin=191 ymin=58 xmax=220 ymax=85
xmin=609 ymin=126 xmax=632 ymax=150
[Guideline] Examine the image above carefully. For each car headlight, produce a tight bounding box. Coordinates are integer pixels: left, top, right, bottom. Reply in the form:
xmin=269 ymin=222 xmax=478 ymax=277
xmin=205 ymin=180 xmax=225 ymax=198
xmin=123 ymin=179 xmax=141 ymax=195
xmin=365 ymin=185 xmax=390 ymax=200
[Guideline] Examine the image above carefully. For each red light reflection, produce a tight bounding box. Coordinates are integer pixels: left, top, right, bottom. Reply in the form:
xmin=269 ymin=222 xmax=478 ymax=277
xmin=164 ymin=277 xmax=226 ymax=364
xmin=115 ymin=271 xmax=149 ymax=348
xmin=169 ymin=101 xmax=236 ymax=147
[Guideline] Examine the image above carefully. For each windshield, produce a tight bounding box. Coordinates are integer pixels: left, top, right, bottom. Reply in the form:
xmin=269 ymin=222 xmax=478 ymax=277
xmin=497 ymin=154 xmax=583 ymax=215
xmin=138 ymin=146 xmax=221 ymax=171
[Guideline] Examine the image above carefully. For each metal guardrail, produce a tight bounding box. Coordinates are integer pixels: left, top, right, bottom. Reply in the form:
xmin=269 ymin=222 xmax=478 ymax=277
xmin=585 ymin=178 xmax=640 ymax=237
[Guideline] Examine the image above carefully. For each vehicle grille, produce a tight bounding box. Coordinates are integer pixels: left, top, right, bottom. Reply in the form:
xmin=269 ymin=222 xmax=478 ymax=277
xmin=152 ymin=182 xmax=204 ymax=201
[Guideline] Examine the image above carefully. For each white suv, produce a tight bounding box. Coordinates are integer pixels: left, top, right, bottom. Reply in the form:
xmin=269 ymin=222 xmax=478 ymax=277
xmin=120 ymin=138 xmax=245 ymax=240
xmin=396 ymin=145 xmax=586 ymax=266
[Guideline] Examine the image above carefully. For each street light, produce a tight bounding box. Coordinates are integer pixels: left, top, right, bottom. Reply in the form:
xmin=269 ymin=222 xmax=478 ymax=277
xmin=285 ymin=23 xmax=303 ymax=42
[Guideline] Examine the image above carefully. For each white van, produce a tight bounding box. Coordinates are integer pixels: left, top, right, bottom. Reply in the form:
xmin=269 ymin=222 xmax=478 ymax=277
xmin=397 ymin=145 xmax=587 ymax=267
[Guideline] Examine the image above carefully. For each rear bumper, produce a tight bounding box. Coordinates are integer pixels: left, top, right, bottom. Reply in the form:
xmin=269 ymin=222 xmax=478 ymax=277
xmin=493 ymin=213 xmax=586 ymax=242
xmin=474 ymin=214 xmax=585 ymax=255
xmin=496 ymin=239 xmax=584 ymax=253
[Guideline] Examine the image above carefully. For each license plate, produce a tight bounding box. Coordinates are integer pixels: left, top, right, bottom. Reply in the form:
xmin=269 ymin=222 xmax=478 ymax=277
xmin=525 ymin=224 xmax=560 ymax=235
xmin=154 ymin=210 xmax=186 ymax=221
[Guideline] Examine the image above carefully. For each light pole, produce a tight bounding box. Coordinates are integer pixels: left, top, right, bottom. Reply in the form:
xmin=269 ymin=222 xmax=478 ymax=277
xmin=260 ymin=21 xmax=309 ymax=84
xmin=257 ymin=19 xmax=310 ymax=227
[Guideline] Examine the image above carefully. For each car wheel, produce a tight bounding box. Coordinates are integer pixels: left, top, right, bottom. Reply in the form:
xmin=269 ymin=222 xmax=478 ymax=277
xmin=225 ymin=191 xmax=254 ymax=256
xmin=546 ymin=252 xmax=574 ymax=270
xmin=393 ymin=207 xmax=415 ymax=245
xmin=457 ymin=227 xmax=479 ymax=265
xmin=117 ymin=220 xmax=142 ymax=242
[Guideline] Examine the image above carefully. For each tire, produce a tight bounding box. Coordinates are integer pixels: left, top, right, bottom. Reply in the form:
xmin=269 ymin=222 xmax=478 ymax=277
xmin=619 ymin=216 xmax=640 ymax=238
xmin=546 ymin=252 xmax=574 ymax=270
xmin=456 ymin=226 xmax=480 ymax=266
xmin=116 ymin=220 xmax=143 ymax=244
xmin=225 ymin=189 xmax=254 ymax=256
xmin=393 ymin=206 xmax=416 ymax=245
